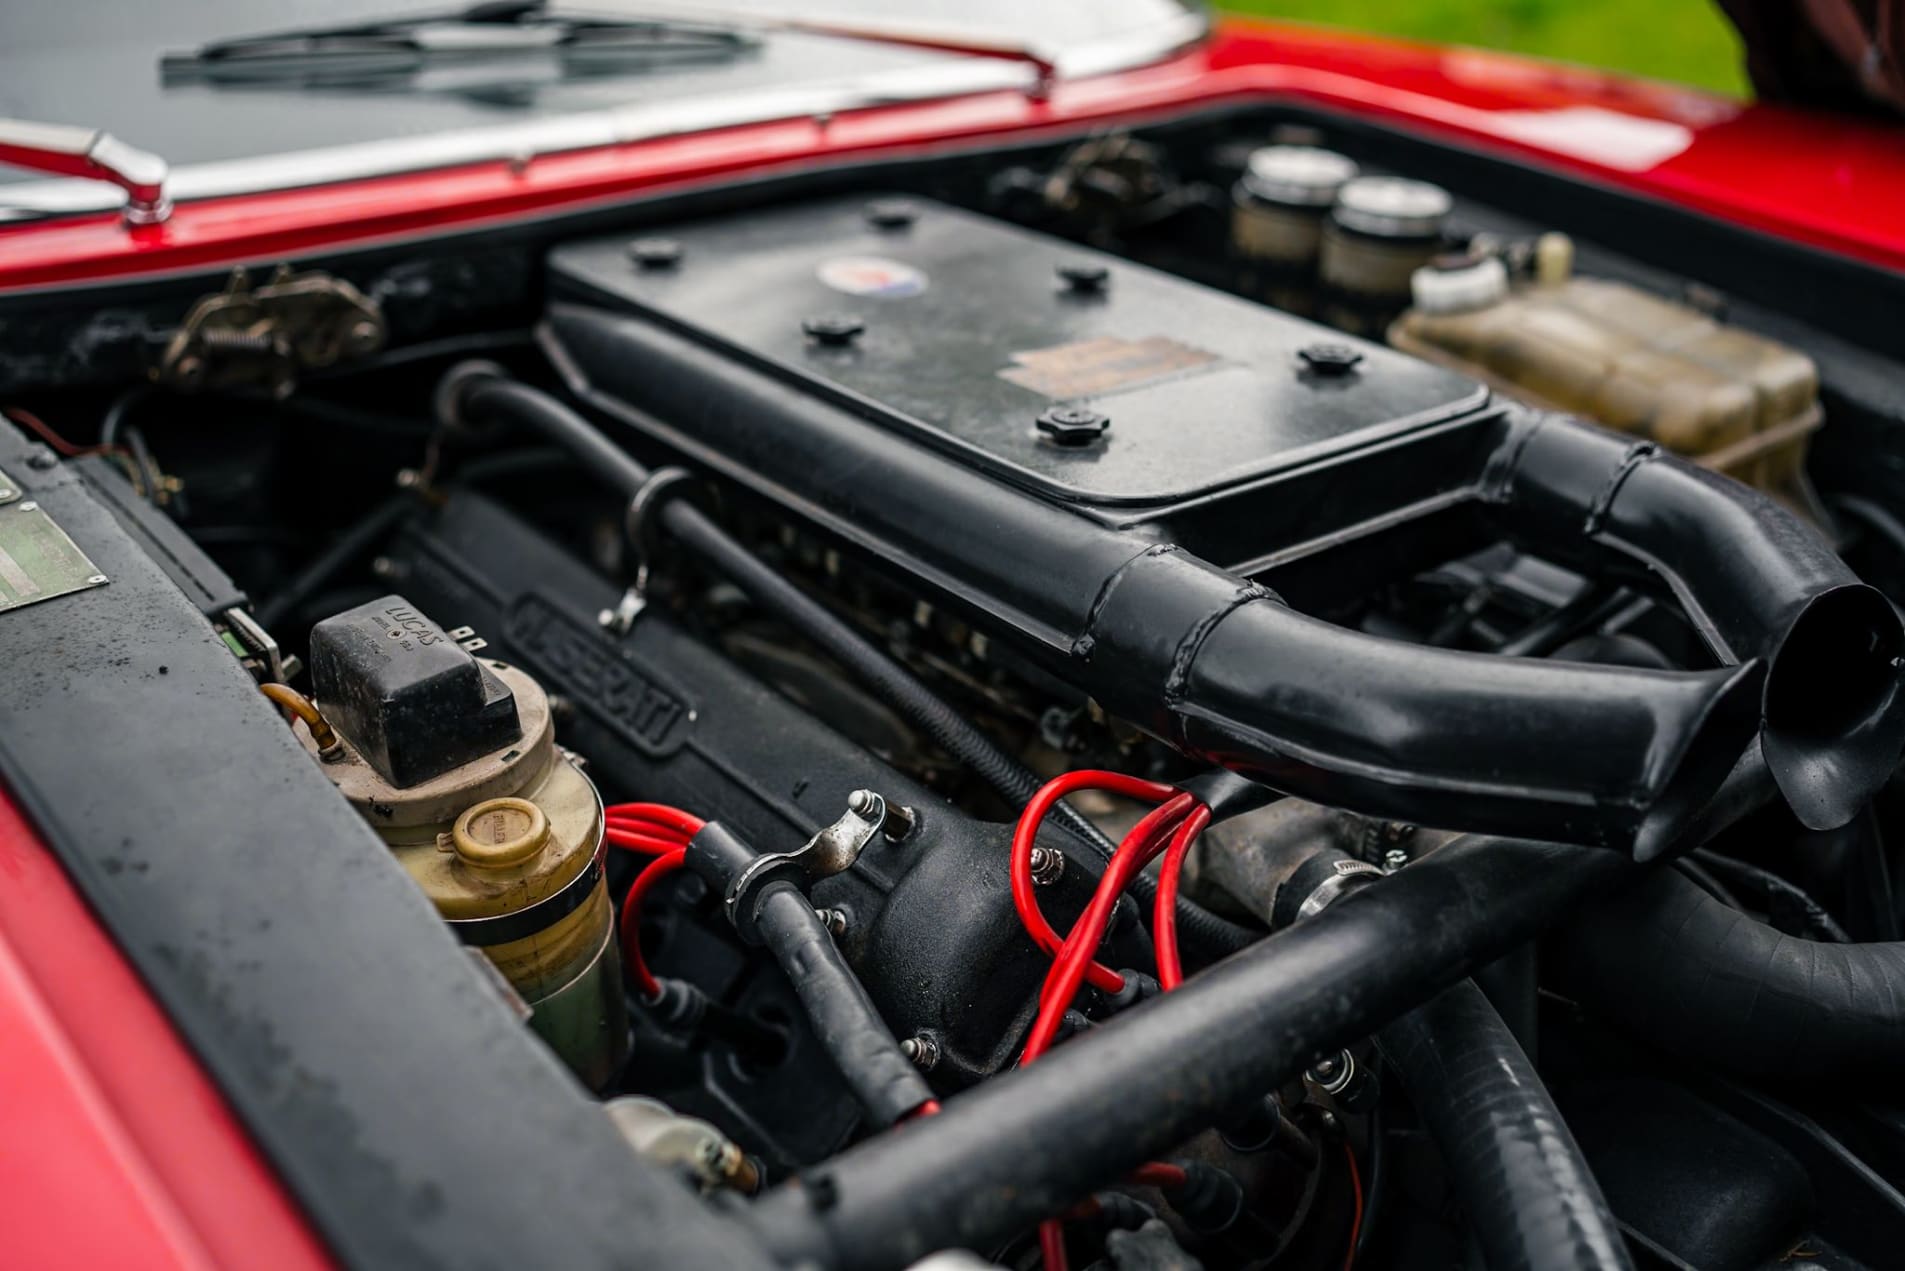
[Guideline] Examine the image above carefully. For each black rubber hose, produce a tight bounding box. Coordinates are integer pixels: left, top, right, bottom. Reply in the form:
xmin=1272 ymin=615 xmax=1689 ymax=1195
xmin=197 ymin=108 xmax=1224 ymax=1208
xmin=1552 ymin=865 xmax=1905 ymax=1084
xmin=1376 ymin=981 xmax=1632 ymax=1271
xmin=1688 ymin=848 xmax=1852 ymax=942
xmin=1353 ymin=1105 xmax=1386 ymax=1266
xmin=99 ymin=384 xmax=153 ymax=451
xmin=255 ymin=494 xmax=415 ymax=631
xmin=1669 ymin=857 xmax=1741 ymax=908
xmin=686 ymin=824 xmax=931 ymax=1127
xmin=744 ymin=836 xmax=1635 ymax=1271
xmin=755 ymin=883 xmax=932 ymax=1126
xmin=1493 ymin=585 xmax=1638 ymax=658
xmin=448 ymin=369 xmax=1255 ymax=957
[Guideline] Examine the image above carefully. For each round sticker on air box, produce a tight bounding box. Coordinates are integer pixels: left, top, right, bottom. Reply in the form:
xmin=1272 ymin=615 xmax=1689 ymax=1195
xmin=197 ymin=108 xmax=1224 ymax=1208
xmin=817 ymin=256 xmax=928 ymax=299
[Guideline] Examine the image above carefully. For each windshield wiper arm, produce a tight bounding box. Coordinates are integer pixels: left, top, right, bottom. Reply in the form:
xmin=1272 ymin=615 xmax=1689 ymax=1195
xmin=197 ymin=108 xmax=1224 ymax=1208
xmin=0 ymin=118 xmax=171 ymax=226
xmin=163 ymin=1 xmax=756 ymax=75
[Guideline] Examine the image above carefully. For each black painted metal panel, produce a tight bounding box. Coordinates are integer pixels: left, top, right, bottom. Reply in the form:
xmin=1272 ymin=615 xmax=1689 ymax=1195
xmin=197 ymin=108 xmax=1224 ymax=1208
xmin=548 ymin=194 xmax=1487 ymax=507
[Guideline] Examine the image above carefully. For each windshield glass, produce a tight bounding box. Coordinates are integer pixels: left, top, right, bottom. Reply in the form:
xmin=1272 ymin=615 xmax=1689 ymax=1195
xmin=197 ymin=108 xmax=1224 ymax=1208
xmin=0 ymin=2 xmax=1201 ymax=204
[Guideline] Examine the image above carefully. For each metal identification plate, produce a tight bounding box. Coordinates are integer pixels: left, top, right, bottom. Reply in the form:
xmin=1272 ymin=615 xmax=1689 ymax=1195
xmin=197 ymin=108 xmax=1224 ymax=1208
xmin=0 ymin=499 xmax=107 ymax=614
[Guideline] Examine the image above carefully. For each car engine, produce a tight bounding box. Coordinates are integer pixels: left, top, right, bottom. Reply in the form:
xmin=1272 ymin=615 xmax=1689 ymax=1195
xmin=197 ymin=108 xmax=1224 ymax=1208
xmin=7 ymin=118 xmax=1905 ymax=1271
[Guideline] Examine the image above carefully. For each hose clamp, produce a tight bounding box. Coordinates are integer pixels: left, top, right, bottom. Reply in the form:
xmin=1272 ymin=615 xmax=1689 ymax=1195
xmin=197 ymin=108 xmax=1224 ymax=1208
xmin=1295 ymin=859 xmax=1385 ymax=921
xmin=446 ymin=835 xmax=608 ymax=948
xmin=599 ymin=467 xmax=711 ymax=636
xmin=725 ymin=789 xmax=909 ymax=944
xmin=623 ymin=465 xmax=709 ymax=566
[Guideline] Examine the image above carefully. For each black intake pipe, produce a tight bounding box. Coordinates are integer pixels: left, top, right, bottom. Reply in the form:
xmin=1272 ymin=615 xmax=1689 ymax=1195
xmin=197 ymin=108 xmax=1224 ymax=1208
xmin=1086 ymin=543 xmax=1760 ymax=858
xmin=742 ymin=836 xmax=1634 ymax=1271
xmin=1485 ymin=414 xmax=1905 ymax=832
xmin=1553 ymin=863 xmax=1905 ymax=1084
xmin=542 ymin=308 xmax=1902 ymax=856
xmin=1376 ymin=981 xmax=1632 ymax=1271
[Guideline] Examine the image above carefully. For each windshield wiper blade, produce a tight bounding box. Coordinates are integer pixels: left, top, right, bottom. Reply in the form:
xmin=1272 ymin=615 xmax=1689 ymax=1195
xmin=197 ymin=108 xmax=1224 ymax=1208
xmin=162 ymin=1 xmax=755 ymax=75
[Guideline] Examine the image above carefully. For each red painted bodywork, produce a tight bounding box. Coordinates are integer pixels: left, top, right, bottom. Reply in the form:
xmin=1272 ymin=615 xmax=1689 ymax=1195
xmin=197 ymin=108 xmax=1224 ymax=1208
xmin=0 ymin=787 xmax=333 ymax=1269
xmin=2 ymin=15 xmax=1901 ymax=1265
xmin=1 ymin=19 xmax=1904 ymax=293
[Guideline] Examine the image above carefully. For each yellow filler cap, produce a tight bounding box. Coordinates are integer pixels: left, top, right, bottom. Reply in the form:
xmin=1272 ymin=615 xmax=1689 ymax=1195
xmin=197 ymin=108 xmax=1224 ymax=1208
xmin=452 ymin=797 xmax=551 ymax=869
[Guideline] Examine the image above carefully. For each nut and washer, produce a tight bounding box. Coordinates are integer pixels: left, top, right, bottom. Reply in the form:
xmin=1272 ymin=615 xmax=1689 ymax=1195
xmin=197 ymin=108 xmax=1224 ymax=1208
xmin=802 ymin=314 xmax=866 ymax=346
xmin=846 ymin=789 xmax=916 ymax=841
xmin=1056 ymin=262 xmax=1110 ymax=293
xmin=1028 ymin=845 xmax=1067 ymax=886
xmin=1296 ymin=343 xmax=1364 ymax=376
xmin=626 ymin=237 xmax=684 ymax=269
xmin=863 ymin=198 xmax=919 ymax=229
xmin=1036 ymin=406 xmax=1110 ymax=446
xmin=899 ymin=1032 xmax=941 ymax=1070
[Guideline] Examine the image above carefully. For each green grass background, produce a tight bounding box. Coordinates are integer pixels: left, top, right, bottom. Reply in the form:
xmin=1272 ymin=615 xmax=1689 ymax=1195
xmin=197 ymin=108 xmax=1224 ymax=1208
xmin=1218 ymin=0 xmax=1749 ymax=96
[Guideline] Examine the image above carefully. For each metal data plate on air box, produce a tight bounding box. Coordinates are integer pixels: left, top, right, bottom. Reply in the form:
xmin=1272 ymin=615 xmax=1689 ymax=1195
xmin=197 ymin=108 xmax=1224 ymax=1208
xmin=0 ymin=496 xmax=108 ymax=614
xmin=547 ymin=195 xmax=1489 ymax=509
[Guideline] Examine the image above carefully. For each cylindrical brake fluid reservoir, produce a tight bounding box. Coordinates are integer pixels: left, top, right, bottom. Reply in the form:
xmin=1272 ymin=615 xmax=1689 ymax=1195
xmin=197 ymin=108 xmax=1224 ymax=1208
xmin=1231 ymin=146 xmax=1359 ymax=312
xmin=299 ymin=596 xmax=629 ymax=1088
xmin=1319 ymin=176 xmax=1452 ymax=334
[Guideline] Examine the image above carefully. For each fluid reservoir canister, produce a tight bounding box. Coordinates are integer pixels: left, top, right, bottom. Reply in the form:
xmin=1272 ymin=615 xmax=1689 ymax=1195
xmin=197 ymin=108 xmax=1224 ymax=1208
xmin=1319 ymin=176 xmax=1453 ymax=334
xmin=1230 ymin=146 xmax=1359 ymax=312
xmin=1390 ymin=266 xmax=1824 ymax=512
xmin=298 ymin=594 xmax=629 ymax=1089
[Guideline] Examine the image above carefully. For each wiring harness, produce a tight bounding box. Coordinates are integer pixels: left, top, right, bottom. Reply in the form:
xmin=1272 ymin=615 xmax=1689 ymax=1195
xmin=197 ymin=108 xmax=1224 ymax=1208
xmin=604 ymin=801 xmax=707 ymax=1001
xmin=1009 ymin=772 xmax=1218 ymax=1270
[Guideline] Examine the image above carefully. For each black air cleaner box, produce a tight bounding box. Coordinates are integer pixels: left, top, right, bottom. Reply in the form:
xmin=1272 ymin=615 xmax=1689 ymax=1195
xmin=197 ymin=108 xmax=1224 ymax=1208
xmin=546 ymin=196 xmax=1491 ymax=511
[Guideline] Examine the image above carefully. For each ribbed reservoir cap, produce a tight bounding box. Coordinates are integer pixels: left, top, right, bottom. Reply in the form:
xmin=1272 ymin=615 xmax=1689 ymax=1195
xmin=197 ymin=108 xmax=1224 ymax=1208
xmin=1411 ymin=254 xmax=1510 ymax=315
xmin=1332 ymin=176 xmax=1453 ymax=239
xmin=1240 ymin=145 xmax=1361 ymax=208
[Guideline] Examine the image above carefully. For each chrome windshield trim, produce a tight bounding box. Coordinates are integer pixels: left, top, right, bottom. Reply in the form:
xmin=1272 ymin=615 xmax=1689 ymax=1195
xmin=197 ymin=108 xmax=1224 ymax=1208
xmin=0 ymin=10 xmax=1207 ymax=224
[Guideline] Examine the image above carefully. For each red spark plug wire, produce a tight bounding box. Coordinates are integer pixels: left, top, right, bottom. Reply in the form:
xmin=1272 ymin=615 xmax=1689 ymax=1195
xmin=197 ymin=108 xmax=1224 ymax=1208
xmin=1020 ymin=795 xmax=1200 ymax=1271
xmin=1126 ymin=1162 xmax=1189 ymax=1190
xmin=602 ymin=802 xmax=707 ymax=999
xmin=604 ymin=825 xmax=692 ymax=855
xmin=619 ymin=848 xmax=688 ymax=1000
xmin=1151 ymin=803 xmax=1212 ymax=991
xmin=606 ymin=802 xmax=707 ymax=838
xmin=1010 ymin=771 xmax=1178 ymax=994
xmin=1021 ymin=793 xmax=1194 ymax=1063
